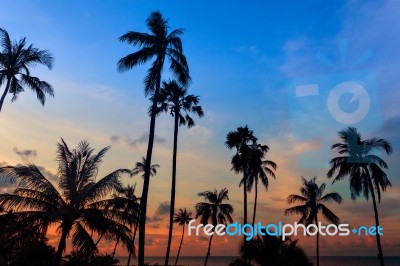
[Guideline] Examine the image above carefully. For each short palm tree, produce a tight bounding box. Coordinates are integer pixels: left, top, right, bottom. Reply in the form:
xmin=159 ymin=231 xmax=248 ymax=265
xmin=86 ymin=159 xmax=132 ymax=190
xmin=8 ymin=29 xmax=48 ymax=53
xmin=285 ymin=177 xmax=343 ymax=266
xmin=195 ymin=188 xmax=233 ymax=266
xmin=154 ymin=79 xmax=203 ymax=265
xmin=225 ymin=126 xmax=257 ymax=244
xmin=117 ymin=11 xmax=190 ymax=264
xmin=245 ymin=143 xmax=277 ymax=226
xmin=0 ymin=139 xmax=132 ymax=266
xmin=129 ymin=157 xmax=159 ymax=266
xmin=0 ymin=28 xmax=54 ymax=112
xmin=327 ymin=127 xmax=393 ymax=266
xmin=173 ymin=208 xmax=193 ymax=266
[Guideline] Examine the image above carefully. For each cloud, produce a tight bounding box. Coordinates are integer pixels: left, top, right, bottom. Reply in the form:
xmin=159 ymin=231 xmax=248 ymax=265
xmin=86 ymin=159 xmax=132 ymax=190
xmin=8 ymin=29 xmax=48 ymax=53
xmin=148 ymin=201 xmax=170 ymax=223
xmin=233 ymin=45 xmax=260 ymax=55
xmin=110 ymin=132 xmax=166 ymax=148
xmin=13 ymin=147 xmax=37 ymax=162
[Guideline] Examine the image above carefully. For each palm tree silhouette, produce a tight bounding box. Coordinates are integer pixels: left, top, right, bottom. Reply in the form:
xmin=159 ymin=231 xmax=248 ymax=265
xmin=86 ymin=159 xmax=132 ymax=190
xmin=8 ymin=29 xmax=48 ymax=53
xmin=129 ymin=157 xmax=159 ymax=266
xmin=225 ymin=126 xmax=257 ymax=244
xmin=173 ymin=208 xmax=193 ymax=266
xmin=245 ymin=142 xmax=277 ymax=226
xmin=117 ymin=11 xmax=190 ymax=264
xmin=285 ymin=177 xmax=343 ymax=266
xmin=109 ymin=185 xmax=140 ymax=264
xmin=327 ymin=127 xmax=393 ymax=266
xmin=195 ymin=188 xmax=233 ymax=266
xmin=241 ymin=235 xmax=313 ymax=266
xmin=0 ymin=28 xmax=54 ymax=112
xmin=154 ymin=79 xmax=203 ymax=265
xmin=0 ymin=139 xmax=132 ymax=266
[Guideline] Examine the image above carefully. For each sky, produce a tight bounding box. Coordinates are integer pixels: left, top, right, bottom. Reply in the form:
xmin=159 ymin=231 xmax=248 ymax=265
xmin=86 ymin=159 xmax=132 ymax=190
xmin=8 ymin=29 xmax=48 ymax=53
xmin=1 ymin=0 xmax=400 ymax=259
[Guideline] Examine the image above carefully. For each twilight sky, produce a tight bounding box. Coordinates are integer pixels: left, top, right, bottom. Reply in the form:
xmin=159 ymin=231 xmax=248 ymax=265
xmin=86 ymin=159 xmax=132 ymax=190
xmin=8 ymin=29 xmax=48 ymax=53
xmin=1 ymin=0 xmax=399 ymax=258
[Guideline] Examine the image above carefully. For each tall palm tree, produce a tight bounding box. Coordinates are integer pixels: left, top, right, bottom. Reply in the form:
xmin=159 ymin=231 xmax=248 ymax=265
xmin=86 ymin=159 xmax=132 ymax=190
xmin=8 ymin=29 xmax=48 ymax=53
xmin=225 ymin=126 xmax=257 ymax=244
xmin=195 ymin=188 xmax=233 ymax=266
xmin=0 ymin=28 xmax=54 ymax=112
xmin=129 ymin=157 xmax=159 ymax=266
xmin=173 ymin=208 xmax=193 ymax=266
xmin=245 ymin=143 xmax=277 ymax=226
xmin=285 ymin=177 xmax=343 ymax=266
xmin=327 ymin=127 xmax=393 ymax=266
xmin=154 ymin=79 xmax=203 ymax=265
xmin=117 ymin=12 xmax=190 ymax=264
xmin=0 ymin=139 xmax=132 ymax=266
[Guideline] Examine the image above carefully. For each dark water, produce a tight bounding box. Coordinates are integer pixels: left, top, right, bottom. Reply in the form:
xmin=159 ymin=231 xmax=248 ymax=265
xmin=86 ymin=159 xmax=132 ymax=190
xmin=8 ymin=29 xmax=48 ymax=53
xmin=117 ymin=256 xmax=400 ymax=266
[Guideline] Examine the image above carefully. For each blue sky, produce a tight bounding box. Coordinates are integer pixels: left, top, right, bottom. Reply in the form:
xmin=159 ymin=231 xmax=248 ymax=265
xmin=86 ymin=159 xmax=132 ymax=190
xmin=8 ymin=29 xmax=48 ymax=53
xmin=1 ymin=0 xmax=400 ymax=257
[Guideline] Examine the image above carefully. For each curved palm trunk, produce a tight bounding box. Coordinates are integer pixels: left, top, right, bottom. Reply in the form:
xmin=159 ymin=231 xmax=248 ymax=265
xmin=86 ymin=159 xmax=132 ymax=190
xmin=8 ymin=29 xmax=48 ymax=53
xmin=165 ymin=113 xmax=180 ymax=266
xmin=127 ymin=224 xmax=138 ymax=266
xmin=204 ymin=234 xmax=214 ymax=266
xmin=111 ymin=237 xmax=120 ymax=260
xmin=368 ymin=176 xmax=385 ymax=266
xmin=54 ymin=229 xmax=69 ymax=266
xmin=252 ymin=181 xmax=258 ymax=226
xmin=174 ymin=224 xmax=185 ymax=266
xmin=315 ymin=216 xmax=319 ymax=266
xmin=0 ymin=79 xmax=11 ymax=112
xmin=138 ymin=71 xmax=162 ymax=266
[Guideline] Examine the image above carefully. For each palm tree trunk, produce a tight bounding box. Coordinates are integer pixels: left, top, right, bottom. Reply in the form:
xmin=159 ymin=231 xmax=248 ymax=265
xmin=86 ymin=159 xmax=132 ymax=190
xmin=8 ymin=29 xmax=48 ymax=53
xmin=0 ymin=79 xmax=11 ymax=112
xmin=165 ymin=113 xmax=180 ymax=266
xmin=112 ymin=237 xmax=120 ymax=260
xmin=138 ymin=71 xmax=162 ymax=266
xmin=315 ymin=216 xmax=319 ymax=266
xmin=54 ymin=229 xmax=69 ymax=266
xmin=368 ymin=176 xmax=385 ymax=266
xmin=252 ymin=180 xmax=258 ymax=226
xmin=174 ymin=224 xmax=185 ymax=266
xmin=243 ymin=169 xmax=248 ymax=244
xmin=127 ymin=224 xmax=138 ymax=266
xmin=204 ymin=234 xmax=214 ymax=266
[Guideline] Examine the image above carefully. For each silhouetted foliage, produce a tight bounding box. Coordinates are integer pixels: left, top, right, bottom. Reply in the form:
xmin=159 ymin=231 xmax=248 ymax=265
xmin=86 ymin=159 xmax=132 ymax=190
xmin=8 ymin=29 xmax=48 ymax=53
xmin=0 ymin=139 xmax=132 ymax=266
xmin=173 ymin=208 xmax=193 ymax=266
xmin=328 ymin=127 xmax=393 ymax=266
xmin=0 ymin=28 xmax=54 ymax=112
xmin=117 ymin=10 xmax=190 ymax=264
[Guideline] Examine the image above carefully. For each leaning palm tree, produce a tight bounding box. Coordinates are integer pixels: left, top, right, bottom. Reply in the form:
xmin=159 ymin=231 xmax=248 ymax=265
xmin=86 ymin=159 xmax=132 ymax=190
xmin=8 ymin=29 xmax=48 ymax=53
xmin=195 ymin=188 xmax=233 ymax=266
xmin=225 ymin=126 xmax=257 ymax=244
xmin=154 ymin=79 xmax=203 ymax=265
xmin=117 ymin=12 xmax=190 ymax=264
xmin=327 ymin=127 xmax=392 ymax=266
xmin=285 ymin=177 xmax=343 ymax=266
xmin=0 ymin=28 xmax=54 ymax=112
xmin=0 ymin=139 xmax=132 ymax=266
xmin=245 ymin=143 xmax=277 ymax=226
xmin=173 ymin=208 xmax=193 ymax=266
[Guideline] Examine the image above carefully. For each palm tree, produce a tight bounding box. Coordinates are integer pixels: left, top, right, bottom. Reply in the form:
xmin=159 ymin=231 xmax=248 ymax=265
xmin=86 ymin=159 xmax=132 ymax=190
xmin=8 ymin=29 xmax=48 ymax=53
xmin=173 ymin=208 xmax=193 ymax=266
xmin=109 ymin=185 xmax=140 ymax=264
xmin=0 ymin=28 xmax=54 ymax=112
xmin=117 ymin=12 xmax=190 ymax=264
xmin=154 ymin=79 xmax=203 ymax=265
xmin=195 ymin=188 xmax=233 ymax=266
xmin=327 ymin=127 xmax=393 ymax=266
xmin=241 ymin=235 xmax=313 ymax=266
xmin=285 ymin=177 xmax=343 ymax=266
xmin=129 ymin=157 xmax=159 ymax=266
xmin=0 ymin=139 xmax=132 ymax=266
xmin=245 ymin=143 xmax=277 ymax=226
xmin=225 ymin=126 xmax=257 ymax=244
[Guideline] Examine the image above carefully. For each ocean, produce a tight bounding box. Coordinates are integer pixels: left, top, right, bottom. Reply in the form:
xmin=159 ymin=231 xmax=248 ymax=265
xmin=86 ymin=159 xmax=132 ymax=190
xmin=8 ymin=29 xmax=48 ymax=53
xmin=117 ymin=256 xmax=400 ymax=266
